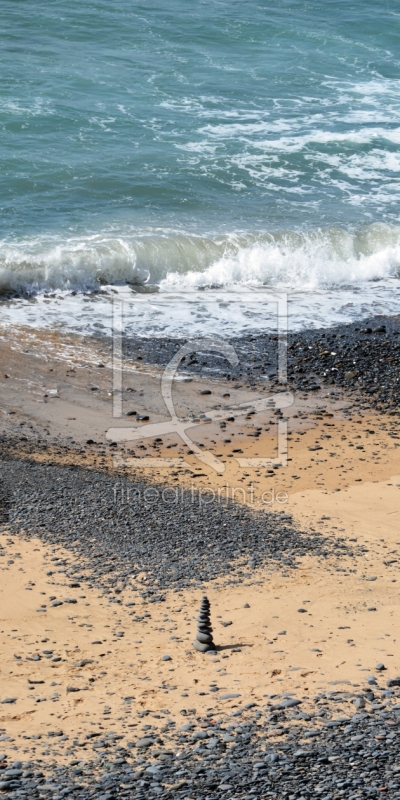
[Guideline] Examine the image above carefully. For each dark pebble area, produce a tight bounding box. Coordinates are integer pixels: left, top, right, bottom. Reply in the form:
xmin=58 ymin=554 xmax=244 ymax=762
xmin=1 ymin=688 xmax=400 ymax=799
xmin=0 ymin=461 xmax=384 ymax=798
xmin=124 ymin=314 xmax=400 ymax=411
xmin=0 ymin=460 xmax=352 ymax=599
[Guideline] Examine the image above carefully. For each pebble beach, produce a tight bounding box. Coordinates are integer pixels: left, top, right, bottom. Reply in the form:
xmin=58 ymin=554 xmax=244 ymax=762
xmin=0 ymin=318 xmax=400 ymax=799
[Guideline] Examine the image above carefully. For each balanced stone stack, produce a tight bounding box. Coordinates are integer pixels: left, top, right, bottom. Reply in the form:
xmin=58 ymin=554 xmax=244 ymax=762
xmin=193 ymin=595 xmax=216 ymax=653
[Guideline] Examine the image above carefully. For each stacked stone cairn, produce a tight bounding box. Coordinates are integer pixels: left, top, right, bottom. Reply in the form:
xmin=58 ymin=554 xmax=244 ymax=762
xmin=193 ymin=595 xmax=216 ymax=653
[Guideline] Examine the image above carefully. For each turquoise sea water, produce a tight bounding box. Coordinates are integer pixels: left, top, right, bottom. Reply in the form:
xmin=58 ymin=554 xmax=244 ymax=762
xmin=1 ymin=0 xmax=400 ymax=330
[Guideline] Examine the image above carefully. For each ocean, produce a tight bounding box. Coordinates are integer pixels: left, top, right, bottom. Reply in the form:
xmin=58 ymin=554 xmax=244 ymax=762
xmin=1 ymin=0 xmax=400 ymax=336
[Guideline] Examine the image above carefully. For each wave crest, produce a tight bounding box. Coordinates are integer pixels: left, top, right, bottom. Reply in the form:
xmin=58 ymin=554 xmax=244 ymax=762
xmin=1 ymin=223 xmax=400 ymax=296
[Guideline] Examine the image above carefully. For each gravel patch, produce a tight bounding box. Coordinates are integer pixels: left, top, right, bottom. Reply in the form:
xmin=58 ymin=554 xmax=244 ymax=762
xmin=0 ymin=460 xmax=353 ymax=597
xmin=123 ymin=314 xmax=400 ymax=411
xmin=1 ymin=688 xmax=400 ymax=798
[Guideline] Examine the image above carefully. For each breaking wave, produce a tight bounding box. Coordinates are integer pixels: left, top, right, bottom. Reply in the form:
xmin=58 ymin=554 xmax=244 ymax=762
xmin=1 ymin=223 xmax=400 ymax=297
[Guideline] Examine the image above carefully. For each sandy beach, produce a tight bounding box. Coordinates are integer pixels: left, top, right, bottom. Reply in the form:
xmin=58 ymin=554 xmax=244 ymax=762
xmin=0 ymin=322 xmax=399 ymax=796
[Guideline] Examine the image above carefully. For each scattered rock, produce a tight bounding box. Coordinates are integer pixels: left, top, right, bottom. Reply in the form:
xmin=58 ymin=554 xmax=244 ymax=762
xmin=135 ymin=737 xmax=155 ymax=749
xmin=387 ymin=677 xmax=400 ymax=688
xmin=274 ymin=698 xmax=301 ymax=710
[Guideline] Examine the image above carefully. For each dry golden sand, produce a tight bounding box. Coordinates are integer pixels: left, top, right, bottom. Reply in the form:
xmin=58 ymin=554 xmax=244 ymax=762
xmin=1 ymin=473 xmax=399 ymax=760
xmin=0 ymin=324 xmax=400 ymax=764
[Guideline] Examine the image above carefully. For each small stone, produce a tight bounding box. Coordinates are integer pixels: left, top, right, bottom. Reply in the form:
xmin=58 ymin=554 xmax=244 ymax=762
xmin=276 ymin=698 xmax=301 ymax=709
xmin=193 ymin=640 xmax=210 ymax=653
xmin=206 ymin=737 xmax=219 ymax=748
xmin=387 ymin=677 xmax=400 ymax=687
xmin=376 ymin=663 xmax=386 ymax=671
xmin=161 ymin=655 xmax=172 ymax=661
xmin=222 ymin=734 xmax=235 ymax=742
xmin=135 ymin=737 xmax=155 ymax=749
xmin=0 ymin=698 xmax=16 ymax=704
xmin=265 ymin=753 xmax=280 ymax=763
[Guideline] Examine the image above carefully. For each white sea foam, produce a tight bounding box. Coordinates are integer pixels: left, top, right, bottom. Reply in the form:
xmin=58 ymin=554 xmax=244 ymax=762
xmin=0 ymin=97 xmax=54 ymax=117
xmin=162 ymin=240 xmax=400 ymax=292
xmin=1 ymin=225 xmax=399 ymax=338
xmin=1 ymin=224 xmax=400 ymax=298
xmin=1 ymin=280 xmax=399 ymax=340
